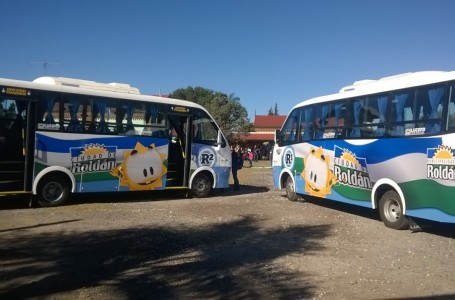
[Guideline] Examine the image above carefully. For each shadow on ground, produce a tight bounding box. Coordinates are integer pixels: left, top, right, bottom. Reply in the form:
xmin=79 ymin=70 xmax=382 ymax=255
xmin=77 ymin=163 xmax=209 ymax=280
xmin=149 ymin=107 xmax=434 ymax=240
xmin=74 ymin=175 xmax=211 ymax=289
xmin=291 ymin=195 xmax=455 ymax=238
xmin=0 ymin=216 xmax=330 ymax=299
xmin=0 ymin=184 xmax=270 ymax=210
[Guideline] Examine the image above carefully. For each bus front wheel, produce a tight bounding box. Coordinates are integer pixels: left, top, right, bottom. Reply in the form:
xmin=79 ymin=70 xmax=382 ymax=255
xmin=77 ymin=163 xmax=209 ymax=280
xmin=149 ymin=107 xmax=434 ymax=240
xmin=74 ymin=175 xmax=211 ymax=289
xmin=191 ymin=173 xmax=212 ymax=198
xmin=36 ymin=175 xmax=70 ymax=207
xmin=285 ymin=176 xmax=298 ymax=202
xmin=378 ymin=190 xmax=409 ymax=230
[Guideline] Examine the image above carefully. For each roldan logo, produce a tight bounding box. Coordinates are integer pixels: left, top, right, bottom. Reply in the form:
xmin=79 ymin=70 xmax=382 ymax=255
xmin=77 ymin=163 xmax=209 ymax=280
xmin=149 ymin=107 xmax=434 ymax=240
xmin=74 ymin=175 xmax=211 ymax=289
xmin=427 ymin=145 xmax=455 ymax=180
xmin=70 ymin=143 xmax=117 ymax=174
xmin=333 ymin=146 xmax=372 ymax=189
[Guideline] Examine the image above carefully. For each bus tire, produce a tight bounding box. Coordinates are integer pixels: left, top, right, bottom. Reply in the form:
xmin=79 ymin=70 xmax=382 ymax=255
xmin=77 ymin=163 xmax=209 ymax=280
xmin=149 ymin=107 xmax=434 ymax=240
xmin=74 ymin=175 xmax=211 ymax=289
xmin=36 ymin=175 xmax=70 ymax=207
xmin=285 ymin=176 xmax=298 ymax=202
xmin=191 ymin=173 xmax=212 ymax=198
xmin=378 ymin=190 xmax=409 ymax=230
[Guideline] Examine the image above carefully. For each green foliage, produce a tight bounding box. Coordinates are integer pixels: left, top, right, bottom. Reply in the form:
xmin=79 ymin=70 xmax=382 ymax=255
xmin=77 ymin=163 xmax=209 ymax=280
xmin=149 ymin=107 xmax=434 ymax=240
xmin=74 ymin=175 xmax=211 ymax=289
xmin=169 ymin=87 xmax=251 ymax=139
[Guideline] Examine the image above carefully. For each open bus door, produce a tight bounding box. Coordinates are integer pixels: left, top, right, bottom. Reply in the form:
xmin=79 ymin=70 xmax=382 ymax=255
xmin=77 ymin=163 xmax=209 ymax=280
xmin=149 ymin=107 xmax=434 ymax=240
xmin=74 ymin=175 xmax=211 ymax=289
xmin=0 ymin=98 xmax=35 ymax=195
xmin=166 ymin=114 xmax=192 ymax=188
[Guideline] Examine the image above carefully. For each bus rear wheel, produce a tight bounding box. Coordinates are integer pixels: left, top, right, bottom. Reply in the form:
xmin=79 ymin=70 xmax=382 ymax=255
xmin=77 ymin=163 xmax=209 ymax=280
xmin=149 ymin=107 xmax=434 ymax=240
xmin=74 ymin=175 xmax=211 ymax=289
xmin=378 ymin=190 xmax=409 ymax=230
xmin=36 ymin=175 xmax=70 ymax=207
xmin=191 ymin=173 xmax=212 ymax=198
xmin=285 ymin=176 xmax=298 ymax=202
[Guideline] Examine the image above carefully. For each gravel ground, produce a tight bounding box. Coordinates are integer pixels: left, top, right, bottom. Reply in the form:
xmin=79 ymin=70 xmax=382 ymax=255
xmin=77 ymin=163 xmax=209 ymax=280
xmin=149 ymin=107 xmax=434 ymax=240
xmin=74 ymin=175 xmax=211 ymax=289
xmin=1 ymin=160 xmax=455 ymax=300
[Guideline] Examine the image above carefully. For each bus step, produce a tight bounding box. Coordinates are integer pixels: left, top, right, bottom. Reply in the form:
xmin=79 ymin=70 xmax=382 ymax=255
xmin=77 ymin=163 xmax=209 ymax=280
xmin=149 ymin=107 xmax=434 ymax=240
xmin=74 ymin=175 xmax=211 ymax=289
xmin=0 ymin=170 xmax=24 ymax=180
xmin=0 ymin=179 xmax=24 ymax=192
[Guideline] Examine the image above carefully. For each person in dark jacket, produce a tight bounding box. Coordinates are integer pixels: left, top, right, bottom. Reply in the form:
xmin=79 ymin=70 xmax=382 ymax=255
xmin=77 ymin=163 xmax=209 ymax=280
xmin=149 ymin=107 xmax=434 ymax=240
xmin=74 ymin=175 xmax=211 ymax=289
xmin=231 ymin=146 xmax=240 ymax=190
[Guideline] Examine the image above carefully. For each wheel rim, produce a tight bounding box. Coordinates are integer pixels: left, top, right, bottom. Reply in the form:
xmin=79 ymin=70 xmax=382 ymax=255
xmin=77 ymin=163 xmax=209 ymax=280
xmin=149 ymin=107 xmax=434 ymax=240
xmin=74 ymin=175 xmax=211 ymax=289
xmin=286 ymin=179 xmax=295 ymax=198
xmin=193 ymin=177 xmax=209 ymax=195
xmin=42 ymin=182 xmax=64 ymax=203
xmin=383 ymin=198 xmax=402 ymax=222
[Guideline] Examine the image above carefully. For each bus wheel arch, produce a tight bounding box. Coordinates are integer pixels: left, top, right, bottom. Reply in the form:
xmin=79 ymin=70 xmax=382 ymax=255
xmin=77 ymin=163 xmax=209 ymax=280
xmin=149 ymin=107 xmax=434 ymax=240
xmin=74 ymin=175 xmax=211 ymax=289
xmin=33 ymin=167 xmax=75 ymax=207
xmin=372 ymin=179 xmax=409 ymax=230
xmin=190 ymin=169 xmax=214 ymax=198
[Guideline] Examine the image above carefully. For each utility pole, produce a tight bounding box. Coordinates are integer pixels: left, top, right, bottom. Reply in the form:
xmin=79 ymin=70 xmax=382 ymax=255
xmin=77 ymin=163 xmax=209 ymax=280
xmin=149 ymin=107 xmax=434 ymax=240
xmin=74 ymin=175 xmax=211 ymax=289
xmin=30 ymin=60 xmax=60 ymax=75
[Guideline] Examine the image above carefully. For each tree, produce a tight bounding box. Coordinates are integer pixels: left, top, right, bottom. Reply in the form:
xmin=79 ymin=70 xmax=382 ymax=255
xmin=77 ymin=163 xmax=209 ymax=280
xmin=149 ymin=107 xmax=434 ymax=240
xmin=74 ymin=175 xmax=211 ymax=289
xmin=169 ymin=87 xmax=251 ymax=140
xmin=267 ymin=103 xmax=279 ymax=116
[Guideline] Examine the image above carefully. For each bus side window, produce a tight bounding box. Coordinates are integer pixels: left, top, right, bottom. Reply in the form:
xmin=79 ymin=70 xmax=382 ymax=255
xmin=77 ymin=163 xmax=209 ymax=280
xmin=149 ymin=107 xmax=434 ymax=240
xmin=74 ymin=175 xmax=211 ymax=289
xmin=90 ymin=98 xmax=117 ymax=135
xmin=278 ymin=110 xmax=299 ymax=146
xmin=193 ymin=109 xmax=219 ymax=146
xmin=348 ymin=98 xmax=365 ymax=138
xmin=422 ymin=85 xmax=445 ymax=134
xmin=141 ymin=104 xmax=166 ymax=137
xmin=120 ymin=103 xmax=136 ymax=135
xmin=371 ymin=95 xmax=388 ymax=137
xmin=37 ymin=92 xmax=61 ymax=131
xmin=448 ymin=85 xmax=455 ymax=131
xmin=300 ymin=107 xmax=313 ymax=141
xmin=63 ymin=96 xmax=90 ymax=133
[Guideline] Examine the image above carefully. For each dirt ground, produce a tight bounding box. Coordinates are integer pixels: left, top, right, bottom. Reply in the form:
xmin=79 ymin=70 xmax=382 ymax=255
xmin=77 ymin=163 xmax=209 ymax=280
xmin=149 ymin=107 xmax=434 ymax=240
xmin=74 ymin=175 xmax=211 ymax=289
xmin=1 ymin=160 xmax=455 ymax=300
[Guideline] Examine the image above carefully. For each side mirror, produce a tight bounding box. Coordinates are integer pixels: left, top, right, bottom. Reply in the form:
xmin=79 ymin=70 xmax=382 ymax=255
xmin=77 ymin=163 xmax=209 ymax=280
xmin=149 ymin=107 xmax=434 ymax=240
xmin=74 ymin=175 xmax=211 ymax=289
xmin=275 ymin=129 xmax=281 ymax=146
xmin=217 ymin=130 xmax=226 ymax=147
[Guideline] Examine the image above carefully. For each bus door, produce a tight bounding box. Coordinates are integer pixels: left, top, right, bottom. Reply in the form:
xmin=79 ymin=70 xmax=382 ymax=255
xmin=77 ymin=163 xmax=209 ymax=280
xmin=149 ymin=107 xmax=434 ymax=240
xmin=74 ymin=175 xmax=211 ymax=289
xmin=0 ymin=97 xmax=35 ymax=193
xmin=166 ymin=114 xmax=192 ymax=187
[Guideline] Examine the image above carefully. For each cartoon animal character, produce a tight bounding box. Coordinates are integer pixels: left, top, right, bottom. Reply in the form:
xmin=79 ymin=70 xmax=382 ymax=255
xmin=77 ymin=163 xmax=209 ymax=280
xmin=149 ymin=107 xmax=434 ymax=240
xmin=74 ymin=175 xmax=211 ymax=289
xmin=110 ymin=142 xmax=167 ymax=190
xmin=302 ymin=146 xmax=336 ymax=197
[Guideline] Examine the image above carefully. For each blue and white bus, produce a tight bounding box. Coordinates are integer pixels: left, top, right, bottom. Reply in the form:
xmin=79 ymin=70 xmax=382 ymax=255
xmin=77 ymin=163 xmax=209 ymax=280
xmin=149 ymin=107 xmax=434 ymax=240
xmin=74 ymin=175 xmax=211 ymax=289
xmin=273 ymin=71 xmax=455 ymax=230
xmin=0 ymin=76 xmax=231 ymax=206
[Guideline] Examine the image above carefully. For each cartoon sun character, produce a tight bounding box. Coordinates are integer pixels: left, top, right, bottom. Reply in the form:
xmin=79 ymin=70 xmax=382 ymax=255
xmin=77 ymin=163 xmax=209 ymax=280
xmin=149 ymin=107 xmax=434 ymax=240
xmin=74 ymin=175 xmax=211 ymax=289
xmin=110 ymin=142 xmax=167 ymax=191
xmin=302 ymin=146 xmax=336 ymax=197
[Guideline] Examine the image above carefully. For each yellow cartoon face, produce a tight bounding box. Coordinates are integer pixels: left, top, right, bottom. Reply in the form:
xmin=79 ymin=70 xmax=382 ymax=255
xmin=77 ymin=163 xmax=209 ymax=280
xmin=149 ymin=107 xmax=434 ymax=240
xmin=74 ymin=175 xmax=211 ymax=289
xmin=110 ymin=142 xmax=167 ymax=191
xmin=303 ymin=147 xmax=336 ymax=197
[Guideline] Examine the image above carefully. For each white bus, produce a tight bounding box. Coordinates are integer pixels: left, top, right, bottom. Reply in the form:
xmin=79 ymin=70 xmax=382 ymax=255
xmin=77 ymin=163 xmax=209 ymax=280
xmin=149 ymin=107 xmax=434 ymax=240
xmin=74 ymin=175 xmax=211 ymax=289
xmin=0 ymin=76 xmax=231 ymax=206
xmin=273 ymin=71 xmax=455 ymax=230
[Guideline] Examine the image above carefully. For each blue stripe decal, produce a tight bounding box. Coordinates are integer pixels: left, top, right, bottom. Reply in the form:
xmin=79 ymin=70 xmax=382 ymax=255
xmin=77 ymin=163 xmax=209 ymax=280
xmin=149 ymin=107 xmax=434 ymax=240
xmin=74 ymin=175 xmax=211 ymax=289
xmin=36 ymin=133 xmax=169 ymax=153
xmin=315 ymin=137 xmax=442 ymax=163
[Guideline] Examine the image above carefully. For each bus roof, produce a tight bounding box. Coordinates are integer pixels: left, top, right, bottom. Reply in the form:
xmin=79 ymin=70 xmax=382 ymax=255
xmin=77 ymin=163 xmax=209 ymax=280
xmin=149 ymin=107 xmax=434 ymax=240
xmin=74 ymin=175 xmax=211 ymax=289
xmin=0 ymin=76 xmax=209 ymax=112
xmin=33 ymin=76 xmax=141 ymax=94
xmin=294 ymin=70 xmax=455 ymax=109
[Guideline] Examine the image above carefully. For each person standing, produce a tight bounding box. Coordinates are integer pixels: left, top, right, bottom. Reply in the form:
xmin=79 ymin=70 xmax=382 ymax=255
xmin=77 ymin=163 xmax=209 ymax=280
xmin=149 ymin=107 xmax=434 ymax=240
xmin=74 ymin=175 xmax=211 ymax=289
xmin=247 ymin=149 xmax=254 ymax=167
xmin=231 ymin=146 xmax=240 ymax=190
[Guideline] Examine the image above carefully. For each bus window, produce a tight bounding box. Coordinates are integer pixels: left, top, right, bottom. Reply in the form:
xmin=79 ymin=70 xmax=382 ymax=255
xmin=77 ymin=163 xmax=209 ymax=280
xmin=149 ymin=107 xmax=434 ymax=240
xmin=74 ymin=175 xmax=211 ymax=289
xmin=389 ymin=86 xmax=445 ymax=137
xmin=278 ymin=109 xmax=299 ymax=146
xmin=119 ymin=102 xmax=137 ymax=135
xmin=370 ymin=95 xmax=389 ymax=137
xmin=37 ymin=92 xmax=60 ymax=131
xmin=63 ymin=95 xmax=91 ymax=133
xmin=300 ymin=107 xmax=314 ymax=142
xmin=419 ymin=85 xmax=445 ymax=134
xmin=142 ymin=103 xmax=167 ymax=137
xmin=347 ymin=98 xmax=365 ymax=138
xmin=448 ymin=85 xmax=455 ymax=131
xmin=360 ymin=95 xmax=389 ymax=138
xmin=88 ymin=98 xmax=117 ymax=134
xmin=193 ymin=109 xmax=220 ymax=146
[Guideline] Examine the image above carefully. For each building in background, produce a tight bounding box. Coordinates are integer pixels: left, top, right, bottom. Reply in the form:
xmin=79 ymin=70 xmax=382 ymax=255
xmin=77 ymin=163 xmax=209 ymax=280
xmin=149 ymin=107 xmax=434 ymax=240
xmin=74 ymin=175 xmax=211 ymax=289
xmin=238 ymin=115 xmax=286 ymax=160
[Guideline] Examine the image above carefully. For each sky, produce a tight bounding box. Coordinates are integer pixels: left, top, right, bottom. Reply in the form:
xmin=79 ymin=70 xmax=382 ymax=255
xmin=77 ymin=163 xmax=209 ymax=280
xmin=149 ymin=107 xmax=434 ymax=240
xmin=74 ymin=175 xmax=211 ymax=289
xmin=2 ymin=0 xmax=455 ymax=120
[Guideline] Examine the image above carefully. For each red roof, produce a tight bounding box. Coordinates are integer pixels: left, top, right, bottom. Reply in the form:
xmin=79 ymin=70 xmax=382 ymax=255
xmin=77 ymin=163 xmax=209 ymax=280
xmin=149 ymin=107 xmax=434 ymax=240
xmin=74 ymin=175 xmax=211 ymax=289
xmin=254 ymin=115 xmax=286 ymax=128
xmin=238 ymin=132 xmax=274 ymax=141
